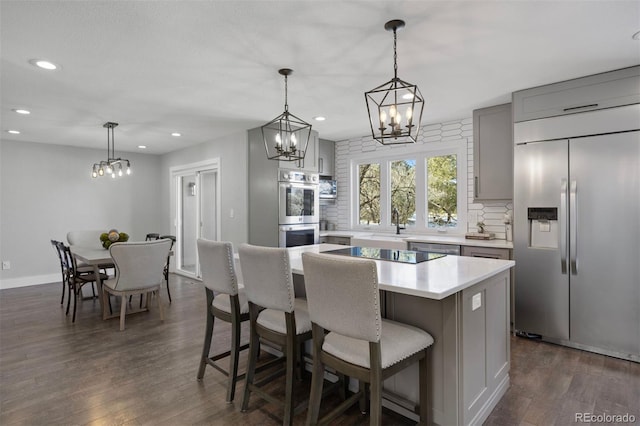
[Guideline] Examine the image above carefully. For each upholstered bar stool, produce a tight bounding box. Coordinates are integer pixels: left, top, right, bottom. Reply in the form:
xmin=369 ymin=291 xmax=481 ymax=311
xmin=302 ymin=252 xmax=434 ymax=426
xmin=196 ymin=239 xmax=249 ymax=403
xmin=238 ymin=243 xmax=312 ymax=426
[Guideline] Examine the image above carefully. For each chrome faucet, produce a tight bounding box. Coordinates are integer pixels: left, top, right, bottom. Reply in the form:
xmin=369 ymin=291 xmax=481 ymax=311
xmin=392 ymin=208 xmax=405 ymax=235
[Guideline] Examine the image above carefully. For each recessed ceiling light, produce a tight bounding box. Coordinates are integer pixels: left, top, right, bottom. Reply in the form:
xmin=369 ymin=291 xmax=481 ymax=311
xmin=402 ymin=93 xmax=414 ymax=100
xmin=29 ymin=59 xmax=59 ymax=70
xmin=7 ymin=130 xmax=21 ymax=134
xmin=138 ymin=145 xmax=147 ymax=149
xmin=12 ymin=109 xmax=31 ymax=115
xmin=171 ymin=132 xmax=182 ymax=137
xmin=633 ymin=30 xmax=640 ymax=40
xmin=313 ymin=116 xmax=326 ymax=121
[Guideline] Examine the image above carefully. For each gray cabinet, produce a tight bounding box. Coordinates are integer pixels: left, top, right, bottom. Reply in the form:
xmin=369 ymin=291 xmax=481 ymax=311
xmin=512 ymin=66 xmax=640 ymax=123
xmin=472 ymin=103 xmax=513 ymax=201
xmin=323 ymin=235 xmax=351 ymax=245
xmin=279 ymin=130 xmax=319 ymax=172
xmin=461 ymin=246 xmax=510 ymax=259
xmin=318 ymin=138 xmax=335 ymax=176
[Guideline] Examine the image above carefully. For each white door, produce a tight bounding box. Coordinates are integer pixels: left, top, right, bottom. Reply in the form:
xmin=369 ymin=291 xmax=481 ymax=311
xmin=171 ymin=159 xmax=220 ymax=279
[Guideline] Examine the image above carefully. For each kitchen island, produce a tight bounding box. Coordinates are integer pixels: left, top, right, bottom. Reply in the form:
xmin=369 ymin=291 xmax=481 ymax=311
xmin=288 ymin=244 xmax=515 ymax=426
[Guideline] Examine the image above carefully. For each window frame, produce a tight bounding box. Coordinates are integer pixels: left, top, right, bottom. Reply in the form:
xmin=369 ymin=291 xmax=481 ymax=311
xmin=350 ymin=140 xmax=467 ymax=235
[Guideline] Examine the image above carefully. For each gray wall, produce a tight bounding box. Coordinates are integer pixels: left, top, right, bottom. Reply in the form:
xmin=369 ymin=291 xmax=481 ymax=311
xmin=159 ymin=129 xmax=249 ymax=249
xmin=0 ymin=139 xmax=163 ymax=288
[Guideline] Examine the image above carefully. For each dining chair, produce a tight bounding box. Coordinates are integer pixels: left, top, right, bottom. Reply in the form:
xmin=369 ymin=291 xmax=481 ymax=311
xmin=145 ymin=233 xmax=160 ymax=241
xmin=238 ymin=243 xmax=312 ymax=426
xmin=160 ymin=235 xmax=176 ymax=302
xmin=102 ymin=239 xmax=172 ymax=331
xmin=51 ymin=239 xmax=66 ymax=305
xmin=301 ymin=252 xmax=434 ymax=425
xmin=196 ymin=239 xmax=249 ymax=402
xmin=57 ymin=241 xmax=108 ymax=323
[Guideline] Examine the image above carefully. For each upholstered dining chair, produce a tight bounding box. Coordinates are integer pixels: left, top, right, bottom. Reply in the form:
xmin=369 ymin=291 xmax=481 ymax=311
xmin=102 ymin=239 xmax=172 ymax=331
xmin=57 ymin=242 xmax=108 ymax=323
xmin=238 ymin=243 xmax=312 ymax=426
xmin=196 ymin=239 xmax=249 ymax=402
xmin=301 ymin=252 xmax=434 ymax=426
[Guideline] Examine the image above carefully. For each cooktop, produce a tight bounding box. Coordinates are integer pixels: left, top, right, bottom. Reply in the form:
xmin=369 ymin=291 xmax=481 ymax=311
xmin=324 ymin=246 xmax=446 ymax=264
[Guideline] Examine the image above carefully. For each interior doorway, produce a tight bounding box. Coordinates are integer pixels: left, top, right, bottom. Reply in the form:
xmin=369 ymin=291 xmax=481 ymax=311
xmin=170 ymin=159 xmax=220 ymax=279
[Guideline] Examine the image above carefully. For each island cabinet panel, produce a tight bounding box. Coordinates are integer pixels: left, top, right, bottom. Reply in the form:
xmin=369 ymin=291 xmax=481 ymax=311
xmin=461 ymin=270 xmax=510 ymax=425
xmin=382 ymin=270 xmax=511 ymax=426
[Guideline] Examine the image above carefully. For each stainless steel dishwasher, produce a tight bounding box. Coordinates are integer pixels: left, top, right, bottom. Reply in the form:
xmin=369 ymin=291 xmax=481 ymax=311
xmin=407 ymin=241 xmax=461 ymax=255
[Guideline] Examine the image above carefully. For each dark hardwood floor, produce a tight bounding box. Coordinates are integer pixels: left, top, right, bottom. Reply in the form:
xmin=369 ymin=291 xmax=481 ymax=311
xmin=1 ymin=276 xmax=638 ymax=425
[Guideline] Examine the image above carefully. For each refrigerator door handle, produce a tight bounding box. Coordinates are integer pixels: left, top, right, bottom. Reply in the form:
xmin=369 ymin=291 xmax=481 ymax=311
xmin=570 ymin=179 xmax=578 ymax=275
xmin=560 ymin=179 xmax=568 ymax=274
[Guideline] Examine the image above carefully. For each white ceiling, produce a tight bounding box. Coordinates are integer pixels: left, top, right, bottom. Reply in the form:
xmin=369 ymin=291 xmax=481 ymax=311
xmin=1 ymin=0 xmax=639 ymax=155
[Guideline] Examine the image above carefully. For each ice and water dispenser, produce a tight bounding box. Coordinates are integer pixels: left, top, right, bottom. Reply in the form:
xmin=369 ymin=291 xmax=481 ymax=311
xmin=527 ymin=207 xmax=558 ymax=248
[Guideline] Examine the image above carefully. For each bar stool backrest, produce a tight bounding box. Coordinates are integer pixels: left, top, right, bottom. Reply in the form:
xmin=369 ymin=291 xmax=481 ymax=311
xmin=197 ymin=239 xmax=239 ymax=296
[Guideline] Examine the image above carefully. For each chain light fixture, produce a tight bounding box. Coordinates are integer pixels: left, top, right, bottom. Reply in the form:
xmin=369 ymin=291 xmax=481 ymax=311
xmin=91 ymin=122 xmax=131 ymax=178
xmin=261 ymin=68 xmax=312 ymax=162
xmin=365 ymin=19 xmax=424 ymax=145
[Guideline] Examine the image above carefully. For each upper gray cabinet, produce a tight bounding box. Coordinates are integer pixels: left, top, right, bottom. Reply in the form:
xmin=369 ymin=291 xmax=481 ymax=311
xmin=318 ymin=138 xmax=335 ymax=177
xmin=279 ymin=129 xmax=319 ymax=172
xmin=473 ymin=103 xmax=513 ymax=201
xmin=512 ymin=66 xmax=640 ymax=123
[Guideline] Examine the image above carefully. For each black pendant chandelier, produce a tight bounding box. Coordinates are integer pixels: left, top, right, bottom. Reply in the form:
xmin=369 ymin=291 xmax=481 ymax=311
xmin=91 ymin=122 xmax=131 ymax=178
xmin=365 ymin=19 xmax=424 ymax=145
xmin=261 ymin=68 xmax=311 ymax=162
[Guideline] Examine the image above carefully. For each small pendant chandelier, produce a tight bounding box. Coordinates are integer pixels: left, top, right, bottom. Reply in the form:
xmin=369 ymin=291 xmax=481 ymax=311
xmin=91 ymin=122 xmax=131 ymax=178
xmin=365 ymin=19 xmax=424 ymax=145
xmin=261 ymin=68 xmax=312 ymax=162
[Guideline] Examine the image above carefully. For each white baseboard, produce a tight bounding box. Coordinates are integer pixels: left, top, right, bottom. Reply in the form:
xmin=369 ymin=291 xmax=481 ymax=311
xmin=0 ymin=273 xmax=59 ymax=290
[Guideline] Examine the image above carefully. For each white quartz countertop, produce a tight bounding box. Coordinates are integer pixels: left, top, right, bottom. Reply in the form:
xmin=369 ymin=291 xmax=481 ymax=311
xmin=287 ymin=244 xmax=515 ymax=300
xmin=320 ymin=230 xmax=513 ymax=249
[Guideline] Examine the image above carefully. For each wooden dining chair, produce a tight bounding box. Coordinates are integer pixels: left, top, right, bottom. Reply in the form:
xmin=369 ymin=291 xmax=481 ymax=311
xmin=238 ymin=243 xmax=312 ymax=425
xmin=159 ymin=235 xmax=176 ymax=302
xmin=302 ymin=252 xmax=434 ymax=425
xmin=196 ymin=239 xmax=250 ymax=402
xmin=102 ymin=239 xmax=172 ymax=331
xmin=51 ymin=239 xmax=66 ymax=305
xmin=57 ymin=242 xmax=108 ymax=323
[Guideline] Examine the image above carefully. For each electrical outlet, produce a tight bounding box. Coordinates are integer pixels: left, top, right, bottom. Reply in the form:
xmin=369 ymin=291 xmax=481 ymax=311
xmin=2 ymin=261 xmax=10 ymax=270
xmin=472 ymin=293 xmax=482 ymax=311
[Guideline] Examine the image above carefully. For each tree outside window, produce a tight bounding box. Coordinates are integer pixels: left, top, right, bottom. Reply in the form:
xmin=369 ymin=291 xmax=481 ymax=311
xmin=427 ymin=155 xmax=457 ymax=227
xmin=391 ymin=160 xmax=416 ymax=226
xmin=358 ymin=163 xmax=380 ymax=225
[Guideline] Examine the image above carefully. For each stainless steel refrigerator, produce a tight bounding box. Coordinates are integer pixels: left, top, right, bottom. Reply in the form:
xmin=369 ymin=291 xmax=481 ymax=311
xmin=513 ymin=105 xmax=639 ymax=361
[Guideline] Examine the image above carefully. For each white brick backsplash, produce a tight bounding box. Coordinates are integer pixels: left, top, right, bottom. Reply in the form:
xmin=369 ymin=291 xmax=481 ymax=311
xmin=323 ymin=117 xmax=513 ymax=237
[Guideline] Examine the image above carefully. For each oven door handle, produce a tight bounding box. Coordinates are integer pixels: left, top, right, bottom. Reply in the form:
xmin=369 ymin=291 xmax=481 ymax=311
xmin=282 ymin=182 xmax=317 ymax=190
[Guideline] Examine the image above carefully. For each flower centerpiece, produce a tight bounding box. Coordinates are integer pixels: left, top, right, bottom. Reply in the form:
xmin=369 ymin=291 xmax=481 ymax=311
xmin=100 ymin=229 xmax=129 ymax=249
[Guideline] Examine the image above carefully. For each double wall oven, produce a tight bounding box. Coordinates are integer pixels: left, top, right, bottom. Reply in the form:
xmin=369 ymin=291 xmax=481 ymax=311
xmin=278 ymin=170 xmax=319 ymax=247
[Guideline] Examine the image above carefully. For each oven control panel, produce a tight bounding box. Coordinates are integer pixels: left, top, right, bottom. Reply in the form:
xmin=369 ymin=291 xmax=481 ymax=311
xmin=279 ymin=170 xmax=319 ymax=184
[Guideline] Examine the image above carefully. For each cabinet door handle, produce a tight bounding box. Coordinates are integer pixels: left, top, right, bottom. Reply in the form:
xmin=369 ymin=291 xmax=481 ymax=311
xmin=319 ymin=158 xmax=324 ymax=174
xmin=560 ymin=179 xmax=568 ymax=274
xmin=570 ymin=180 xmax=578 ymax=275
xmin=563 ymin=103 xmax=598 ymax=112
xmin=474 ymin=176 xmax=479 ymax=198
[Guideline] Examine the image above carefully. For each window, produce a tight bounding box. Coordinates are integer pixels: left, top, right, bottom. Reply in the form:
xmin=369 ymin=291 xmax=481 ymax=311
xmin=358 ymin=163 xmax=380 ymax=225
xmin=352 ymin=143 xmax=466 ymax=234
xmin=427 ymin=154 xmax=457 ymax=228
xmin=391 ymin=160 xmax=416 ymax=228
